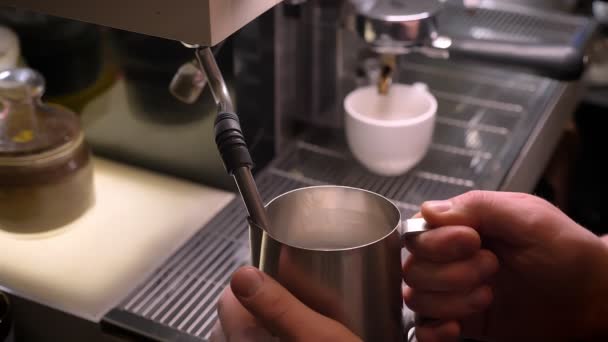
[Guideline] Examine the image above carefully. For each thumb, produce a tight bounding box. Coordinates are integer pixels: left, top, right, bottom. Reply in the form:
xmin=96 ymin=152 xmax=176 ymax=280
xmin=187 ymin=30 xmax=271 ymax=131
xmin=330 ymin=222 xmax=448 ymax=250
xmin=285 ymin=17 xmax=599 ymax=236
xmin=420 ymin=190 xmax=566 ymax=246
xmin=230 ymin=266 xmax=361 ymax=342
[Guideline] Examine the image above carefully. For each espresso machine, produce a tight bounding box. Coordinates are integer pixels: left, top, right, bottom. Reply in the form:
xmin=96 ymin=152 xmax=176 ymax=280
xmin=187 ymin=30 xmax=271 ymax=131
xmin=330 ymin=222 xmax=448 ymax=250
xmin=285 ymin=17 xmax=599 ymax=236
xmin=0 ymin=0 xmax=600 ymax=341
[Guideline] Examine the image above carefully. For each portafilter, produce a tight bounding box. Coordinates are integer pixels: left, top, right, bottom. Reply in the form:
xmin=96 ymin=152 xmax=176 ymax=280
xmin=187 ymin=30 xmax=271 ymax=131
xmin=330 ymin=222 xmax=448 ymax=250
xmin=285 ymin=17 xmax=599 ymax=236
xmin=354 ymin=0 xmax=591 ymax=81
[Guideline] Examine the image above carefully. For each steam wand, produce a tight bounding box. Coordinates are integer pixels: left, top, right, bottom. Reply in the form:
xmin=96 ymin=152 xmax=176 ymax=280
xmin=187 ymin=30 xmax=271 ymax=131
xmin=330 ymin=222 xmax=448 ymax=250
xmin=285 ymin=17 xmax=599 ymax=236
xmin=176 ymin=46 xmax=270 ymax=266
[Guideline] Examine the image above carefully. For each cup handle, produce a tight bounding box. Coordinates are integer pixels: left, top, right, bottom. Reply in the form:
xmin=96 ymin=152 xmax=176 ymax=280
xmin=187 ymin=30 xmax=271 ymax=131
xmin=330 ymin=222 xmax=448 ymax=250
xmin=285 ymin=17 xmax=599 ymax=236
xmin=412 ymin=82 xmax=429 ymax=92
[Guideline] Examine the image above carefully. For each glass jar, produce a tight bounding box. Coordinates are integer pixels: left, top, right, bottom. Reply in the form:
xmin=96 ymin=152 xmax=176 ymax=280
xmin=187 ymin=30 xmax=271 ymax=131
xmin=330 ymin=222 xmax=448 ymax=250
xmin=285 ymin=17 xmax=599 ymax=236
xmin=0 ymin=68 xmax=94 ymax=233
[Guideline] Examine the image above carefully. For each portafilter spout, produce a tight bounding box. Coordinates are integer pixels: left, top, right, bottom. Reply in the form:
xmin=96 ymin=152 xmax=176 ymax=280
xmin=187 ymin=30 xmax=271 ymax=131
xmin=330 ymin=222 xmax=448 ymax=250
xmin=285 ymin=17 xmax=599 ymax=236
xmin=173 ymin=45 xmax=270 ymax=267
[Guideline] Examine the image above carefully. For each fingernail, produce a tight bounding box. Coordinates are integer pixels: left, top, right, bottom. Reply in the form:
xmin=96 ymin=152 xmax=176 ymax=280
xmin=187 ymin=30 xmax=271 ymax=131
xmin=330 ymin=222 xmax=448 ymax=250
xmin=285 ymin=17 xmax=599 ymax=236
xmin=424 ymin=200 xmax=452 ymax=213
xmin=231 ymin=266 xmax=264 ymax=298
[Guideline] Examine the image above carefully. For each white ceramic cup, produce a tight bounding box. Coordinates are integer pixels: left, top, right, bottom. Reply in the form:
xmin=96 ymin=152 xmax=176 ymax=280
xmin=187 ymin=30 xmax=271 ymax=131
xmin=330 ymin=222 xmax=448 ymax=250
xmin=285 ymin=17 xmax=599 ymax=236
xmin=344 ymin=82 xmax=437 ymax=176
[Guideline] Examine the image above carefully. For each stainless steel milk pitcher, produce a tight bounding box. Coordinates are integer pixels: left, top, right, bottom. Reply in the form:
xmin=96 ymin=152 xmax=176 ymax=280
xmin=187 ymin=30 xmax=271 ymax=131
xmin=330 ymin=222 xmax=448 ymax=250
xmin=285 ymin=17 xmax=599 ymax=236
xmin=248 ymin=185 xmax=431 ymax=341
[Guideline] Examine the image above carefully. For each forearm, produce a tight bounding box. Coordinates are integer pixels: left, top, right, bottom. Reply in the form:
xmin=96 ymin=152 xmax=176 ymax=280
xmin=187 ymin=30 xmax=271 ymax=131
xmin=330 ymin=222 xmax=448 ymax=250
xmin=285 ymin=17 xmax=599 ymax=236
xmin=602 ymin=235 xmax=608 ymax=246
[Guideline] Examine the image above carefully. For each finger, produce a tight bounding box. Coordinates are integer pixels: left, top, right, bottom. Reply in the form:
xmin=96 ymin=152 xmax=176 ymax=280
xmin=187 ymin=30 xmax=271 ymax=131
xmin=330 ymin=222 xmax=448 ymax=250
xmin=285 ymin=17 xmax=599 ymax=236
xmin=404 ymin=225 xmax=481 ymax=262
xmin=403 ymin=249 xmax=499 ymax=292
xmin=403 ymin=285 xmax=493 ymax=319
xmin=415 ymin=320 xmax=461 ymax=342
xmin=216 ymin=287 xmax=276 ymax=342
xmin=230 ymin=266 xmax=361 ymax=341
xmin=420 ymin=191 xmax=566 ymax=246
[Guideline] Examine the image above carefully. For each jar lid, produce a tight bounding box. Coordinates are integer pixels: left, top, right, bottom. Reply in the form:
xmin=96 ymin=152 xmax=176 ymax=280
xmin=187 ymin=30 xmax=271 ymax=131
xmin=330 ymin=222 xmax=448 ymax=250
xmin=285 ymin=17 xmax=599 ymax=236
xmin=0 ymin=68 xmax=82 ymax=158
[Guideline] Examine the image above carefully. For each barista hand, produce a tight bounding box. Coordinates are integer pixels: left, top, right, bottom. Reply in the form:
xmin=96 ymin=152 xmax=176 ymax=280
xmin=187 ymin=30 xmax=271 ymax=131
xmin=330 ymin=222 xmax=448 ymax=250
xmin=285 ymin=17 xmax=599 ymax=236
xmin=215 ymin=266 xmax=362 ymax=342
xmin=403 ymin=190 xmax=608 ymax=342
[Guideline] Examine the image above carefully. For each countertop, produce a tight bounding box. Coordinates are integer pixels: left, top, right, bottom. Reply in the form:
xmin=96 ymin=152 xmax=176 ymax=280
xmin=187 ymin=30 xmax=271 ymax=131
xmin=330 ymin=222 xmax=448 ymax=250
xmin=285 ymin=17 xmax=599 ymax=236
xmin=0 ymin=157 xmax=234 ymax=322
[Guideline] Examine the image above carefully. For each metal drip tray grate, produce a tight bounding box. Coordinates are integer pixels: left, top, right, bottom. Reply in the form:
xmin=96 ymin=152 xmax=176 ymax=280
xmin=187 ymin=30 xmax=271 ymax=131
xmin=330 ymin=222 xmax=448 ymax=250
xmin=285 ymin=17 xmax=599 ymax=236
xmin=105 ymin=174 xmax=310 ymax=340
xmin=270 ymin=143 xmax=473 ymax=217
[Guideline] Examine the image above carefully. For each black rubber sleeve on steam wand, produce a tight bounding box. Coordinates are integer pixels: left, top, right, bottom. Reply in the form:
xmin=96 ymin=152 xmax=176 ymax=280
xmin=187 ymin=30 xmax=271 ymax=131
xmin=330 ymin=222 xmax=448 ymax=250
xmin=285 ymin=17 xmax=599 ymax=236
xmin=214 ymin=112 xmax=254 ymax=174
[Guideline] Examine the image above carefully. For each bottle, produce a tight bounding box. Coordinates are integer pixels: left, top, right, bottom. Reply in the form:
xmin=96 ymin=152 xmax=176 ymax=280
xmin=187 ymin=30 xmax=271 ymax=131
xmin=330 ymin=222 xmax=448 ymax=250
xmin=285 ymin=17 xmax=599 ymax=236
xmin=0 ymin=68 xmax=94 ymax=233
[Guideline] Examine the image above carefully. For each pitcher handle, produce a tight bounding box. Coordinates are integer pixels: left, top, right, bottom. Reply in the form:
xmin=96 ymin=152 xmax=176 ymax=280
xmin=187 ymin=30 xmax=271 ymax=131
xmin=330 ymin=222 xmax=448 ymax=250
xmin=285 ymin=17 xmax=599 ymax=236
xmin=400 ymin=218 xmax=441 ymax=342
xmin=400 ymin=218 xmax=431 ymax=239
